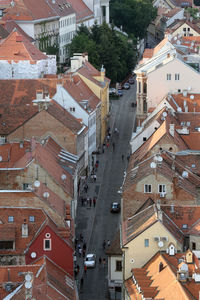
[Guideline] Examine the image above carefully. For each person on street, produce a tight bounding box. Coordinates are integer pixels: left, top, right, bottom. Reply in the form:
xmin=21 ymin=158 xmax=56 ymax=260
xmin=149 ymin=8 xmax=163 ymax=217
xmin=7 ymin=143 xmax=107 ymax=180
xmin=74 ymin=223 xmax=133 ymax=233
xmin=102 ymin=258 xmax=106 ymax=268
xmin=107 ymin=240 xmax=110 ymax=247
xmin=99 ymin=257 xmax=102 ymax=265
xmin=93 ymin=197 xmax=96 ymax=207
xmin=80 ymin=277 xmax=84 ymax=288
xmin=84 ymin=265 xmax=87 ymax=274
xmin=93 ymin=174 xmax=97 ymax=182
xmin=79 ymin=247 xmax=82 ymax=257
xmin=103 ymin=240 xmax=106 ymax=249
xmin=89 ymin=198 xmax=92 ymax=207
xmin=112 ymin=142 xmax=115 ymax=151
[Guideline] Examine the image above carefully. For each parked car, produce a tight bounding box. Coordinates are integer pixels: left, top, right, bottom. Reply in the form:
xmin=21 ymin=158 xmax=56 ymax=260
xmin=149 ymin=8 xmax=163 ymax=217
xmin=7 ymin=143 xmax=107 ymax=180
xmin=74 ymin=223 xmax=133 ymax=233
xmin=128 ymin=77 xmax=134 ymax=84
xmin=109 ymin=88 xmax=116 ymax=95
xmin=117 ymin=90 xmax=123 ymax=97
xmin=110 ymin=202 xmax=121 ymax=213
xmin=84 ymin=254 xmax=96 ymax=268
xmin=123 ymin=82 xmax=130 ymax=90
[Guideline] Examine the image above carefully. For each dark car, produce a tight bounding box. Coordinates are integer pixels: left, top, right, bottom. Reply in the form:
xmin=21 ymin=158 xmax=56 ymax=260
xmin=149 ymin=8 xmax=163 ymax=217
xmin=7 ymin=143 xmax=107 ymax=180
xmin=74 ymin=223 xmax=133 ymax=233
xmin=128 ymin=77 xmax=135 ymax=84
xmin=110 ymin=202 xmax=121 ymax=213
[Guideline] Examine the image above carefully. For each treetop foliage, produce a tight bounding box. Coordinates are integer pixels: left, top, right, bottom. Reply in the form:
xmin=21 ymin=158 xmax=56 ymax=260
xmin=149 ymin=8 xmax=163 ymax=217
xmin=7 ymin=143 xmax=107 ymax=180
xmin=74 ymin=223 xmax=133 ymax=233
xmin=68 ymin=23 xmax=137 ymax=83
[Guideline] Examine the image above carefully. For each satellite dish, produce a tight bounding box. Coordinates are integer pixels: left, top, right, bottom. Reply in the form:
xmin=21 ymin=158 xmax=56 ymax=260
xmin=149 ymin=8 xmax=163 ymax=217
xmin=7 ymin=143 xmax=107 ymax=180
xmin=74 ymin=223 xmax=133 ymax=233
xmin=177 ymin=107 xmax=182 ymax=112
xmin=163 ymin=112 xmax=167 ymax=117
xmin=25 ymin=281 xmax=32 ymax=289
xmin=34 ymin=180 xmax=40 ymax=188
xmin=0 ymin=156 xmax=2 ymax=162
xmin=43 ymin=192 xmax=49 ymax=198
xmin=61 ymin=174 xmax=67 ymax=180
xmin=158 ymin=241 xmax=164 ymax=248
xmin=157 ymin=156 xmax=163 ymax=162
xmin=130 ymin=258 xmax=135 ymax=264
xmin=25 ymin=274 xmax=32 ymax=282
xmin=190 ymin=95 xmax=194 ymax=100
xmin=150 ymin=162 xmax=156 ymax=169
xmin=31 ymin=252 xmax=37 ymax=259
xmin=182 ymin=171 xmax=188 ymax=178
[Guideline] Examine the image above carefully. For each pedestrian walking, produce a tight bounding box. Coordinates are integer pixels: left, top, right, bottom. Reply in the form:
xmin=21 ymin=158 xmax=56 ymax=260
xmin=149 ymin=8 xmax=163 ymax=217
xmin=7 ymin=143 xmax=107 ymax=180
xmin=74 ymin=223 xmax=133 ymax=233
xmin=99 ymin=257 xmax=102 ymax=265
xmin=106 ymin=142 xmax=109 ymax=148
xmin=75 ymin=238 xmax=78 ymax=249
xmin=79 ymin=247 xmax=82 ymax=257
xmin=107 ymin=240 xmax=110 ymax=247
xmin=80 ymin=233 xmax=83 ymax=242
xmin=127 ymin=154 xmax=130 ymax=161
xmin=83 ymin=242 xmax=86 ymax=251
xmin=77 ymin=264 xmax=80 ymax=274
xmin=87 ymin=197 xmax=90 ymax=206
xmin=112 ymin=142 xmax=115 ymax=150
xmin=89 ymin=198 xmax=92 ymax=207
xmin=93 ymin=174 xmax=97 ymax=182
xmin=82 ymin=249 xmax=86 ymax=258
xmin=80 ymin=277 xmax=84 ymax=288
xmin=81 ymin=197 xmax=84 ymax=206
xmin=84 ymin=265 xmax=87 ymax=274
xmin=103 ymin=240 xmax=106 ymax=249
xmin=122 ymin=154 xmax=124 ymax=161
xmin=93 ymin=197 xmax=96 ymax=207
xmin=84 ymin=184 xmax=88 ymax=193
xmin=102 ymin=258 xmax=106 ymax=268
xmin=102 ymin=143 xmax=106 ymax=153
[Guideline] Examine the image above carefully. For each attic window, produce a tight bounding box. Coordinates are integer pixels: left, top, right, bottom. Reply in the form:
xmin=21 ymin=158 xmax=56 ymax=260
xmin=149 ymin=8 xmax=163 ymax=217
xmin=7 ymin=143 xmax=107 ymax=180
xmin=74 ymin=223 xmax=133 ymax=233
xmin=70 ymin=107 xmax=75 ymax=112
xmin=143 ymin=137 xmax=147 ymax=141
xmin=182 ymin=224 xmax=188 ymax=229
xmin=29 ymin=216 xmax=35 ymax=222
xmin=44 ymin=239 xmax=51 ymax=250
xmin=8 ymin=216 xmax=14 ymax=223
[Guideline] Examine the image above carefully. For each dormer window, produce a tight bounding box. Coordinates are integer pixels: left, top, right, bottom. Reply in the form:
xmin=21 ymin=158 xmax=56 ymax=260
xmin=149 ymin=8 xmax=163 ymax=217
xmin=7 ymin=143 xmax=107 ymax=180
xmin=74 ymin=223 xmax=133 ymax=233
xmin=70 ymin=107 xmax=75 ymax=112
xmin=144 ymin=184 xmax=152 ymax=193
xmin=29 ymin=216 xmax=35 ymax=222
xmin=44 ymin=233 xmax=51 ymax=251
xmin=8 ymin=216 xmax=14 ymax=223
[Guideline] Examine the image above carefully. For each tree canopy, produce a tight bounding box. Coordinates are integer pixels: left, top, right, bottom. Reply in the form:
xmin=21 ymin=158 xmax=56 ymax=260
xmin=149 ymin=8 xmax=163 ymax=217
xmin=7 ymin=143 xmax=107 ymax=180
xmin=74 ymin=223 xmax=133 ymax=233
xmin=110 ymin=0 xmax=157 ymax=38
xmin=68 ymin=23 xmax=137 ymax=83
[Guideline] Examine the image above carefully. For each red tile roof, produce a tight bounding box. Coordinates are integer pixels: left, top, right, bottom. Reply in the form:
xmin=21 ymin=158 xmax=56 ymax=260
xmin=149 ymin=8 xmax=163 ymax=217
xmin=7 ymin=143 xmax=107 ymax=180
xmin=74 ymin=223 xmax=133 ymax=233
xmin=0 ymin=29 xmax=47 ymax=61
xmin=5 ymin=20 xmax=34 ymax=42
xmin=68 ymin=0 xmax=93 ymax=22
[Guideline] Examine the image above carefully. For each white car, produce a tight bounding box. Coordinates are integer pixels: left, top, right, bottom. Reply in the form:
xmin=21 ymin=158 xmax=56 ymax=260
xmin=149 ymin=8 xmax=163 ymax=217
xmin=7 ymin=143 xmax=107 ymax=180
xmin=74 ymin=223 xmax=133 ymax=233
xmin=84 ymin=254 xmax=96 ymax=268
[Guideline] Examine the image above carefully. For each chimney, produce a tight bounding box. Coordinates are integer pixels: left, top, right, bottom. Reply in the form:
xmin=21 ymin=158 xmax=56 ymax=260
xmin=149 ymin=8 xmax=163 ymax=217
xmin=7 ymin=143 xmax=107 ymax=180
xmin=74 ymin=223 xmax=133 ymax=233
xmin=22 ymin=219 xmax=28 ymax=237
xmin=169 ymin=124 xmax=175 ymax=137
xmin=100 ymin=65 xmax=105 ymax=82
xmin=159 ymin=262 xmax=164 ymax=272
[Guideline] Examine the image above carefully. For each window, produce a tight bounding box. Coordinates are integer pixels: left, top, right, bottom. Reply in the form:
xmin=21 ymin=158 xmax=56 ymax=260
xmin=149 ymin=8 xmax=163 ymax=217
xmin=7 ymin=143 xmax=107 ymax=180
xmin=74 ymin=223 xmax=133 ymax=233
xmin=167 ymin=74 xmax=171 ymax=80
xmin=187 ymin=27 xmax=190 ymax=31
xmin=0 ymin=241 xmax=13 ymax=250
xmin=143 ymin=137 xmax=147 ymax=141
xmin=138 ymin=82 xmax=141 ymax=93
xmin=8 ymin=216 xmax=14 ymax=223
xmin=116 ymin=260 xmax=122 ymax=271
xmin=70 ymin=107 xmax=75 ymax=112
xmin=23 ymin=183 xmax=30 ymax=190
xmin=175 ymin=74 xmax=180 ymax=80
xmin=44 ymin=239 xmax=51 ymax=250
xmin=29 ymin=216 xmax=35 ymax=222
xmin=192 ymin=242 xmax=196 ymax=250
xmin=178 ymin=89 xmax=181 ymax=92
xmin=183 ymin=27 xmax=186 ymax=31
xmin=144 ymin=184 xmax=152 ymax=193
xmin=158 ymin=184 xmax=166 ymax=193
xmin=144 ymin=239 xmax=149 ymax=247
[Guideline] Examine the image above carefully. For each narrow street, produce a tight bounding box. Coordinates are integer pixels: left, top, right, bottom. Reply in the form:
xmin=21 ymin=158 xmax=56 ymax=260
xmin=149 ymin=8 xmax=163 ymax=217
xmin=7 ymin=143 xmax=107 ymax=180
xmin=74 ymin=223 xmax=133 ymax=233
xmin=75 ymin=83 xmax=137 ymax=299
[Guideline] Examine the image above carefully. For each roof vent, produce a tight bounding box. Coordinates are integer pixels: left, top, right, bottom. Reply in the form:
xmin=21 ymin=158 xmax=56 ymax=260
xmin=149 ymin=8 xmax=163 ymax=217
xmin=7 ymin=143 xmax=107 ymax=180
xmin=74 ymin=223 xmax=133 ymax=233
xmin=182 ymin=171 xmax=188 ymax=178
xmin=190 ymin=95 xmax=194 ymax=100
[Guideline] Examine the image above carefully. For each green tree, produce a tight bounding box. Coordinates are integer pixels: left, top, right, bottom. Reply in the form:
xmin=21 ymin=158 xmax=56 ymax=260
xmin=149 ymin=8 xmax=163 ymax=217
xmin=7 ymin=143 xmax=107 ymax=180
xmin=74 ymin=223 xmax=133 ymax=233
xmin=69 ymin=23 xmax=136 ymax=83
xmin=110 ymin=0 xmax=157 ymax=38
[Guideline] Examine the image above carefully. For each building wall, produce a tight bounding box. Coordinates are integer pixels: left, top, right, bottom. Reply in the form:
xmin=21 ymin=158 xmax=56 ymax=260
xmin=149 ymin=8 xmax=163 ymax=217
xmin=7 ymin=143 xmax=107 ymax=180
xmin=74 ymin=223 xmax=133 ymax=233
xmin=123 ymin=221 xmax=182 ymax=279
xmin=147 ymin=58 xmax=200 ymax=109
xmin=26 ymin=225 xmax=74 ymax=275
xmin=0 ymin=192 xmax=64 ymax=226
xmin=171 ymin=23 xmax=200 ymax=37
xmin=16 ymin=21 xmax=35 ymax=39
xmin=109 ymin=255 xmax=123 ymax=281
xmin=8 ymin=110 xmax=78 ymax=155
xmin=34 ymin=19 xmax=59 ymax=49
xmin=189 ymin=235 xmax=200 ymax=250
xmin=59 ymin=14 xmax=76 ymax=63
xmin=0 ymin=59 xmax=56 ymax=79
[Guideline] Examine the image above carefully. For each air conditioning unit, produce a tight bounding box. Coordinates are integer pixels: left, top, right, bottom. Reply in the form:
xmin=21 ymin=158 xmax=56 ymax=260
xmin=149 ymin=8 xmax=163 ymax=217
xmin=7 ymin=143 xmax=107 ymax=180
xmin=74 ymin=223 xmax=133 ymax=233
xmin=160 ymin=192 xmax=166 ymax=198
xmin=161 ymin=236 xmax=168 ymax=242
xmin=154 ymin=236 xmax=160 ymax=242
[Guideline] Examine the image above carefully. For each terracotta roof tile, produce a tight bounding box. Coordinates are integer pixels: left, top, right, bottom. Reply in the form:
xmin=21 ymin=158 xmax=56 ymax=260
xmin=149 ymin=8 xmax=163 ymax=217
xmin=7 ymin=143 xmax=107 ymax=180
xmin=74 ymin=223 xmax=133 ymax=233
xmin=0 ymin=29 xmax=47 ymax=61
xmin=106 ymin=230 xmax=122 ymax=255
xmin=68 ymin=0 xmax=93 ymax=22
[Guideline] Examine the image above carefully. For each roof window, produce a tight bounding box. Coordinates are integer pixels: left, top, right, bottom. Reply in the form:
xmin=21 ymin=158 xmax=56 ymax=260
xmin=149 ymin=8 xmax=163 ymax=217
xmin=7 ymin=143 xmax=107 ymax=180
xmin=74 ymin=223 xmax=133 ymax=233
xmin=8 ymin=216 xmax=14 ymax=223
